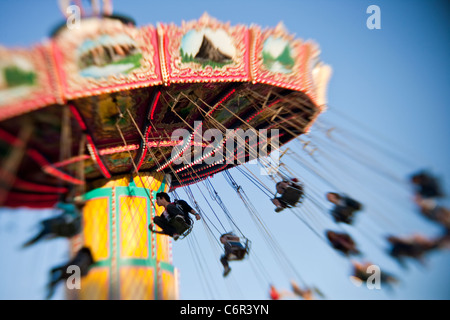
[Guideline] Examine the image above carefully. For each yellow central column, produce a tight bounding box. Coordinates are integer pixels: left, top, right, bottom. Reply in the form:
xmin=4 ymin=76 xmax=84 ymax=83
xmin=69 ymin=172 xmax=178 ymax=300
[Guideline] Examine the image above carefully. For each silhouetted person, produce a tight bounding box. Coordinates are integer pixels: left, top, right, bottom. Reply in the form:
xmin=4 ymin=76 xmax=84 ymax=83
xmin=326 ymin=230 xmax=360 ymax=256
xmin=46 ymin=247 xmax=94 ymax=299
xmin=410 ymin=171 xmax=444 ymax=199
xmin=268 ymin=281 xmax=323 ymax=300
xmin=149 ymin=192 xmax=186 ymax=240
xmin=351 ymin=261 xmax=397 ymax=289
xmin=219 ymin=232 xmax=248 ymax=277
xmin=272 ymin=178 xmax=304 ymax=212
xmin=326 ymin=192 xmax=363 ymax=224
xmin=387 ymin=234 xmax=439 ymax=267
xmin=269 ymin=284 xmax=281 ymax=300
xmin=290 ymin=280 xmax=315 ymax=300
xmin=23 ymin=201 xmax=83 ymax=248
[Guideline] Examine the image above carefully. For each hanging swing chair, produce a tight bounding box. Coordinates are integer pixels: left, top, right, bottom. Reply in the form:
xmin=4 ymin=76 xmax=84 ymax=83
xmin=169 ymin=215 xmax=193 ymax=240
xmin=280 ymin=185 xmax=304 ymax=207
xmin=275 ymin=180 xmax=305 ymax=209
xmin=222 ymin=233 xmax=251 ymax=261
xmin=228 ymin=238 xmax=251 ymax=261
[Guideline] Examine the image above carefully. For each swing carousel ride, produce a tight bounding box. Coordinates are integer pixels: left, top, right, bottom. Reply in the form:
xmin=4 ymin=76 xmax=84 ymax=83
xmin=0 ymin=1 xmax=332 ymax=299
xmin=1 ymin=1 xmax=447 ymax=300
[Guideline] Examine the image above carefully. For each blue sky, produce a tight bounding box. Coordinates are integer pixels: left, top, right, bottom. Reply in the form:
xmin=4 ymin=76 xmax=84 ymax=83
xmin=0 ymin=0 xmax=449 ymax=300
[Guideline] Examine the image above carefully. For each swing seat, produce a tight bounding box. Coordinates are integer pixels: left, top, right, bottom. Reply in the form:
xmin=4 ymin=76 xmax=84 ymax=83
xmin=169 ymin=216 xmax=192 ymax=238
xmin=332 ymin=205 xmax=358 ymax=224
xmin=227 ymin=239 xmax=250 ymax=261
xmin=280 ymin=186 xmax=304 ymax=207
